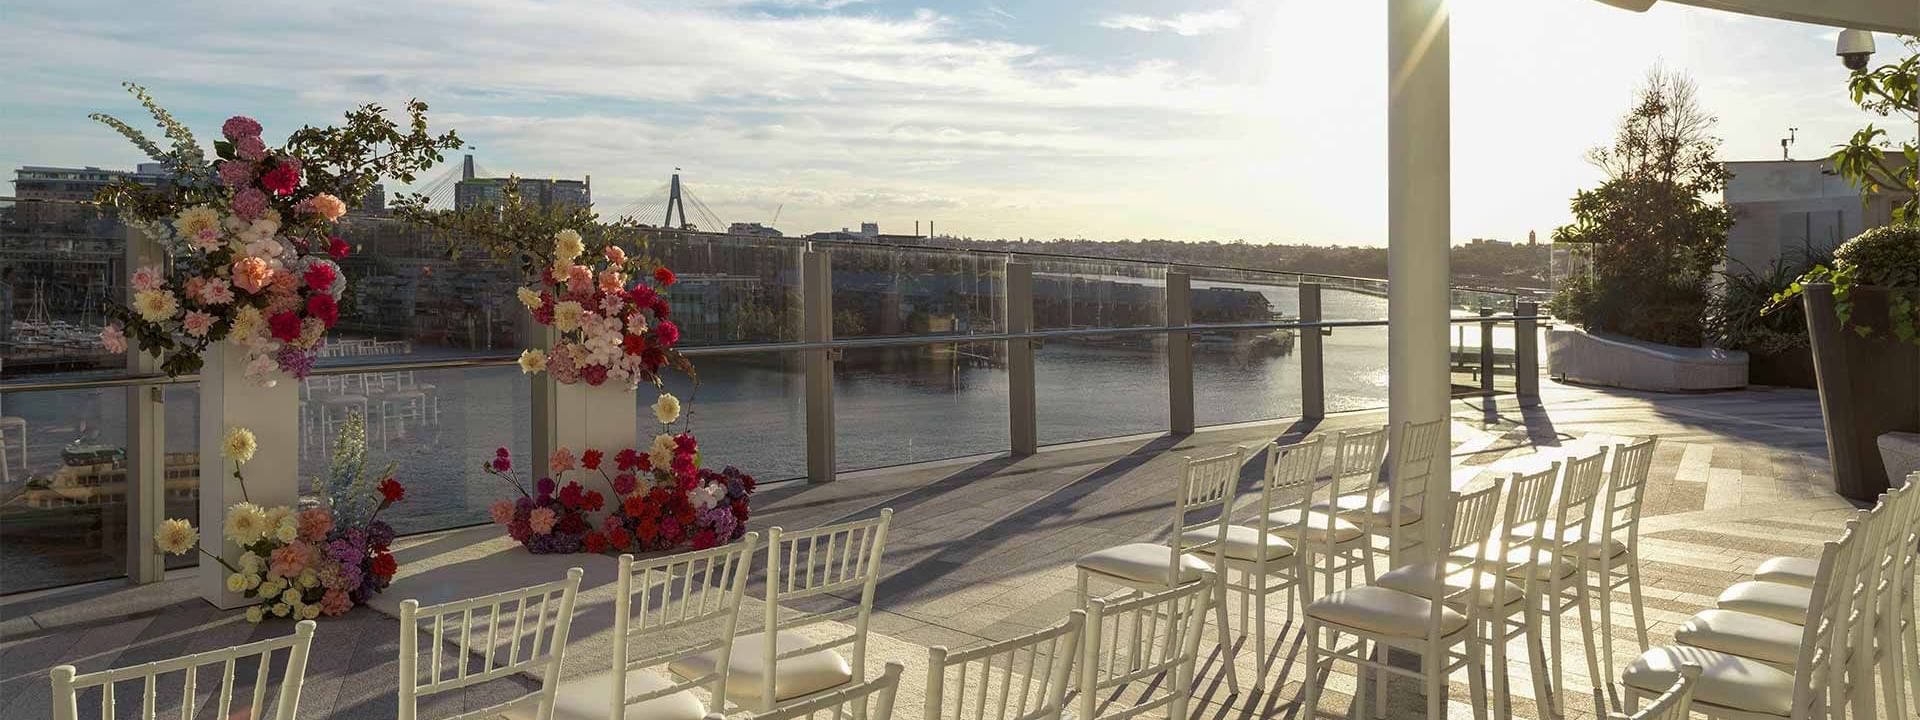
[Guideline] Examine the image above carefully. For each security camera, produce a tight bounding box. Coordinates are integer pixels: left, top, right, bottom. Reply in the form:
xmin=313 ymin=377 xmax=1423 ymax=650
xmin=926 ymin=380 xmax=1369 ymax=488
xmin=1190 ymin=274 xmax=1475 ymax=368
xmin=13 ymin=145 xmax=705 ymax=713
xmin=1837 ymin=29 xmax=1876 ymax=71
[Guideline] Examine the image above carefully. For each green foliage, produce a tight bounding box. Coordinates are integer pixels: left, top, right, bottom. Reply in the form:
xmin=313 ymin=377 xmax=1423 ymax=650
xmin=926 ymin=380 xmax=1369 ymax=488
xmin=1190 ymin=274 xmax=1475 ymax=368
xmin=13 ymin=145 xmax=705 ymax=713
xmin=283 ymin=99 xmax=464 ymax=210
xmin=1767 ymin=223 xmax=1920 ymax=346
xmin=1705 ymin=249 xmax=1830 ymax=354
xmin=1552 ymin=67 xmax=1732 ymax=347
xmin=1830 ymin=36 xmax=1918 ymax=224
xmin=393 ymin=179 xmax=650 ymax=281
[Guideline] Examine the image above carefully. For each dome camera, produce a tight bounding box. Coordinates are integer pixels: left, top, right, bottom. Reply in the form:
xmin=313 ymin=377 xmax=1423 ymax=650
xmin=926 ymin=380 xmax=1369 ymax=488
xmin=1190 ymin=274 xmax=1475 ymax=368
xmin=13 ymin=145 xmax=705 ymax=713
xmin=1837 ymin=29 xmax=1876 ymax=71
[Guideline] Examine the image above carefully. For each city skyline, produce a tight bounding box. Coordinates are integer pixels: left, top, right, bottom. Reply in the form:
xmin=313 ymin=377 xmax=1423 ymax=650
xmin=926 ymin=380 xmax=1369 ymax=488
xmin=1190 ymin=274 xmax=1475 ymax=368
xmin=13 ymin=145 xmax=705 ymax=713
xmin=0 ymin=0 xmax=1911 ymax=247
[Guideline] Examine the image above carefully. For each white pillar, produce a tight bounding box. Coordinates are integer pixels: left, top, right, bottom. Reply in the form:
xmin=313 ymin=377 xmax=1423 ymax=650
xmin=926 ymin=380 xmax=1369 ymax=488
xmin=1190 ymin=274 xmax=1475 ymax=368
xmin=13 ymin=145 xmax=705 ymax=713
xmin=1388 ymin=0 xmax=1452 ymax=514
xmin=198 ymin=342 xmax=299 ymax=608
xmin=125 ymin=226 xmax=166 ymax=585
xmin=550 ymin=383 xmax=640 ymax=459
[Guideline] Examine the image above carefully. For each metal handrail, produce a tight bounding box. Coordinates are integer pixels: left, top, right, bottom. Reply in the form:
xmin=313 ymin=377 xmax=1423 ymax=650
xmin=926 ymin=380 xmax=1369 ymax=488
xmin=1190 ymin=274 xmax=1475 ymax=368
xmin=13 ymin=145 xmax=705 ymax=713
xmin=0 ymin=315 xmax=1547 ymax=393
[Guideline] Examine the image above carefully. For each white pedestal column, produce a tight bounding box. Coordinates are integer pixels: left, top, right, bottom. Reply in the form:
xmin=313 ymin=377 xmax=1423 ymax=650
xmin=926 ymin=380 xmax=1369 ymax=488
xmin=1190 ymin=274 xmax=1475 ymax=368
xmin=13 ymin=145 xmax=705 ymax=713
xmin=198 ymin=342 xmax=299 ymax=609
xmin=551 ymin=382 xmax=640 ymax=521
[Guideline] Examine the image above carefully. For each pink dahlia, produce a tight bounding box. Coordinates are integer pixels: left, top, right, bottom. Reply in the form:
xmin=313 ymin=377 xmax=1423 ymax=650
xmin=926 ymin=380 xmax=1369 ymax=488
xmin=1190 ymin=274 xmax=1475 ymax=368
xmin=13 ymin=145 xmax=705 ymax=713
xmin=218 ymin=160 xmax=254 ymax=188
xmin=528 ymin=507 xmax=558 ymax=535
xmin=221 ymin=116 xmax=263 ymax=141
xmin=489 ymin=499 xmax=515 ymax=525
xmin=231 ymin=187 xmax=268 ymax=220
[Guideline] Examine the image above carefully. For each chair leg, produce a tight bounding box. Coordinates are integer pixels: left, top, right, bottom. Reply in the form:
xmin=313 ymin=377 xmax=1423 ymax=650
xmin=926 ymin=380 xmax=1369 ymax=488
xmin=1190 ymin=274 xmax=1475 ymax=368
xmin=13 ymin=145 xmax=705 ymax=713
xmin=1254 ymin=575 xmax=1270 ymax=684
xmin=1075 ymin=570 xmax=1088 ymax=610
xmin=1469 ymin=636 xmax=1489 ymax=720
xmin=1302 ymin=621 xmax=1324 ymax=720
xmin=1213 ymin=577 xmax=1240 ymax=694
xmin=1373 ymin=643 xmax=1387 ymax=719
xmin=1594 ymin=571 xmax=1617 ymax=708
xmin=1547 ymin=590 xmax=1566 ymax=719
xmin=1491 ymin=625 xmax=1511 ymax=720
xmin=1424 ymin=645 xmax=1445 ymax=720
xmin=1526 ymin=605 xmax=1555 ymax=720
xmin=1625 ymin=559 xmax=1649 ymax=653
xmin=1574 ymin=580 xmax=1606 ymax=714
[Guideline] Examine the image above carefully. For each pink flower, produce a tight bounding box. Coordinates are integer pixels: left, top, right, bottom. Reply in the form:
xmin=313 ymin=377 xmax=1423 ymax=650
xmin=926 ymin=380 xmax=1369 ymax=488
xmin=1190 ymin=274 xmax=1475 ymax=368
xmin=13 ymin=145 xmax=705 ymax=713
xmin=491 ymin=455 xmax=512 ymax=472
xmin=197 ymin=277 xmax=234 ymax=305
xmin=232 ymin=257 xmax=275 ymax=294
xmin=182 ymin=311 xmax=216 ymax=338
xmin=566 ymin=265 xmax=594 ymax=295
xmin=218 ymin=160 xmax=254 ymax=188
xmin=231 ymin=187 xmax=268 ymax=220
xmin=100 ymin=324 xmax=127 ymax=354
xmin=130 ymin=265 xmax=165 ymax=293
xmin=654 ymin=320 xmax=680 ymax=347
xmin=235 ymin=135 xmax=268 ymax=162
xmin=328 ymin=236 xmax=351 ymax=259
xmin=549 ymin=448 xmax=576 ymax=474
xmin=604 ymin=246 xmax=627 ymax=264
xmin=270 ymin=542 xmax=310 ymax=578
xmin=612 ymin=472 xmax=637 ymax=495
xmin=222 ymin=116 xmax=263 ymax=141
xmin=190 ymin=228 xmax=222 ymax=252
xmin=319 ymin=588 xmax=353 ymax=616
xmin=528 ymin=507 xmax=558 ymax=535
xmin=306 ymin=294 xmax=339 ymax=327
xmin=300 ymin=193 xmax=347 ymax=222
xmin=489 ymin=499 xmax=515 ymax=525
xmin=297 ymin=508 xmax=334 ymax=542
xmin=598 ymin=270 xmax=623 ymax=293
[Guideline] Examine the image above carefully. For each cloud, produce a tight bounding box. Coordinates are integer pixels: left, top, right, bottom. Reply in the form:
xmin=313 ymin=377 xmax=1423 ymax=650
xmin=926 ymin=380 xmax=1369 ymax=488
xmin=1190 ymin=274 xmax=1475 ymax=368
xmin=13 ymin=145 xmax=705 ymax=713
xmin=1097 ymin=9 xmax=1243 ymax=36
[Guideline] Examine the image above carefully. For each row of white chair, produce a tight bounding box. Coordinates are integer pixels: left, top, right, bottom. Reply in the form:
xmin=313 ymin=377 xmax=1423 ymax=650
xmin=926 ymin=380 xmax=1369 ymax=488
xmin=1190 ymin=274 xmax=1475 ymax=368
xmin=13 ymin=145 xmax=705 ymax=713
xmin=1621 ymin=470 xmax=1920 ymax=719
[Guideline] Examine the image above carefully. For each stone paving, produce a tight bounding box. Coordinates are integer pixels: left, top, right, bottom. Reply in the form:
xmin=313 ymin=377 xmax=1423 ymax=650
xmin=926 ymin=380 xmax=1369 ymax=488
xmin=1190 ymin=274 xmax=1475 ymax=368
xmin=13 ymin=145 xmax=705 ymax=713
xmin=0 ymin=380 xmax=1880 ymax=719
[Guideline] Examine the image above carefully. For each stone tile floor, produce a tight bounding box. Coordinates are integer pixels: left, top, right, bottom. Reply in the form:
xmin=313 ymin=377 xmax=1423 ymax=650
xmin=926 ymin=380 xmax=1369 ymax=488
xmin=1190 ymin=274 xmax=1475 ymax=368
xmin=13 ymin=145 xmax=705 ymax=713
xmin=1 ymin=380 xmax=1891 ymax=719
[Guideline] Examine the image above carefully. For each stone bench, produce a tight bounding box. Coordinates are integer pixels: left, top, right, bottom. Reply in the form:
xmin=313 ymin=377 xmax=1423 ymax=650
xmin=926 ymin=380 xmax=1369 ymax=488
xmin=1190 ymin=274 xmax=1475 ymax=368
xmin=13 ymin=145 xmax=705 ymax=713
xmin=1547 ymin=327 xmax=1747 ymax=392
xmin=1881 ymin=432 xmax=1920 ymax=488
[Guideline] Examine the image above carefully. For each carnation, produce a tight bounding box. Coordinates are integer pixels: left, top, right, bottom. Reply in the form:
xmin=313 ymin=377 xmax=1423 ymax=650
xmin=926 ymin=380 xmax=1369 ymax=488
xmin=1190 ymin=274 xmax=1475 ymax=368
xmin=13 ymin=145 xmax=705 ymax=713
xmin=232 ymin=187 xmax=269 ymax=220
xmin=222 ymin=115 xmax=264 ymax=140
xmin=553 ymin=229 xmax=585 ymax=261
xmin=261 ymin=162 xmax=301 ymax=196
xmin=100 ymin=324 xmax=127 ymax=354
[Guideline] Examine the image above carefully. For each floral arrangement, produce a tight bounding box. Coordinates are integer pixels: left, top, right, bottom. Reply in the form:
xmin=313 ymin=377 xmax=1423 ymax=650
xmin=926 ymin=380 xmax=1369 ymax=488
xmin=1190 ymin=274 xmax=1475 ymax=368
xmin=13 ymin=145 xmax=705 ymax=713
xmin=155 ymin=415 xmax=407 ymax=621
xmin=513 ymin=228 xmax=684 ymax=389
xmin=91 ymin=83 xmax=460 ymax=383
xmin=481 ymin=447 xmax=605 ymax=554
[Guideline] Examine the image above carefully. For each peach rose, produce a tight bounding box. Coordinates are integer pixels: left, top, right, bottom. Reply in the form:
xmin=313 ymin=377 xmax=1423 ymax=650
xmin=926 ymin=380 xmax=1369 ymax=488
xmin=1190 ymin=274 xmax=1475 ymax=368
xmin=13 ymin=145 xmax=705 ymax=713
xmin=232 ymin=257 xmax=274 ymax=294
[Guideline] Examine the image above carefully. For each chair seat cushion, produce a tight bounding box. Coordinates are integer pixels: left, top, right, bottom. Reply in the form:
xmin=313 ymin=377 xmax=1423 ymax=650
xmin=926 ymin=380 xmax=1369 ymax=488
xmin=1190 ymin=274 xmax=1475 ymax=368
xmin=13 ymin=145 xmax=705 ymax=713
xmin=1508 ymin=522 xmax=1627 ymax=559
xmin=1673 ymin=609 xmax=1802 ymax=666
xmin=1622 ymin=646 xmax=1796 ymax=716
xmin=1448 ymin=543 xmax=1578 ymax=581
xmin=1313 ymin=494 xmax=1424 ymax=526
xmin=1263 ymin=509 xmax=1364 ymax=544
xmin=1076 ymin=543 xmax=1211 ymax=586
xmin=667 ymin=630 xmax=852 ymax=708
xmin=1753 ymin=556 xmax=1818 ymax=587
xmin=1178 ymin=525 xmax=1294 ymax=563
xmin=1305 ymin=586 xmax=1468 ymax=638
xmin=1715 ymin=581 xmax=1811 ymax=625
xmin=521 ymin=667 xmax=707 ymax=720
xmin=1376 ymin=561 xmax=1525 ymax=608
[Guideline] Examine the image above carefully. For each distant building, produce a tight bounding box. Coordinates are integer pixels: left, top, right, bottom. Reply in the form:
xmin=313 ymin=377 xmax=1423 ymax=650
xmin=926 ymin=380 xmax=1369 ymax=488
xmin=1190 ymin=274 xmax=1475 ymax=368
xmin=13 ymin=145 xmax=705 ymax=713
xmin=727 ymin=222 xmax=784 ymax=237
xmin=859 ymin=222 xmax=879 ymax=237
xmin=353 ymin=182 xmax=387 ymax=215
xmin=805 ymin=228 xmax=926 ymax=246
xmin=1465 ymin=238 xmax=1512 ymax=247
xmin=1723 ymin=159 xmax=1899 ymax=273
xmin=452 ymin=155 xmax=590 ymax=212
xmin=11 ymin=164 xmax=171 ymax=224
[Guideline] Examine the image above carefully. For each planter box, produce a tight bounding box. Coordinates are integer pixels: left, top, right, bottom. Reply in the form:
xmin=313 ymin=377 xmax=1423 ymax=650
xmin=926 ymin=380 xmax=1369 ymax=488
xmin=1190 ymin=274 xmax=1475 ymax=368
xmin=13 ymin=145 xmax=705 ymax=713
xmin=1747 ymin=346 xmax=1817 ymax=389
xmin=1803 ymin=284 xmax=1920 ymax=501
xmin=1546 ymin=327 xmax=1747 ymax=392
xmin=1881 ymin=432 xmax=1919 ymax=489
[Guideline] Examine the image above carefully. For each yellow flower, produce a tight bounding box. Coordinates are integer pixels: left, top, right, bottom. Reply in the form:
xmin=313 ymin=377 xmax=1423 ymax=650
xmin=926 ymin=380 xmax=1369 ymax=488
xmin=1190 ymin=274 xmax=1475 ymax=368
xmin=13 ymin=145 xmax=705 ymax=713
xmin=133 ymin=289 xmax=179 ymax=323
xmin=226 ymin=574 xmax=247 ymax=592
xmin=174 ymin=204 xmax=221 ymax=239
xmin=229 ymin=305 xmax=265 ymax=342
xmin=246 ymin=607 xmax=265 ymax=623
xmin=652 ymin=393 xmax=681 ymax=425
xmin=153 ymin=518 xmax=198 ymax=555
xmin=240 ymin=552 xmax=261 ymax=573
xmin=224 ymin=502 xmax=268 ymax=543
xmin=301 ymin=604 xmax=321 ymax=620
xmin=222 ymin=427 xmax=257 ymax=465
xmin=271 ymin=603 xmax=290 ymax=617
xmin=299 ymin=570 xmax=318 ymax=588
xmin=552 ymin=301 xmax=584 ymax=333
xmin=245 ymin=574 xmax=262 ymax=590
xmin=280 ymin=588 xmax=301 ymax=605
xmin=518 ymin=348 xmax=548 ymax=375
xmin=517 ymin=287 xmax=543 ymax=310
xmin=553 ymin=229 xmax=585 ymax=261
xmin=275 ymin=522 xmax=299 ymax=543
xmin=648 ymin=433 xmax=676 ymax=470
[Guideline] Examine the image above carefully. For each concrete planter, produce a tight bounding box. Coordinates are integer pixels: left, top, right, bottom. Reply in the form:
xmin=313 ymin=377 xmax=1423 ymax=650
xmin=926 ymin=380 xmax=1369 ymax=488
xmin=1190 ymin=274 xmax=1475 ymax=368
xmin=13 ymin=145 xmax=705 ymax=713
xmin=1546 ymin=327 xmax=1747 ymax=392
xmin=1747 ymin=346 xmax=1817 ymax=389
xmin=1803 ymin=284 xmax=1920 ymax=501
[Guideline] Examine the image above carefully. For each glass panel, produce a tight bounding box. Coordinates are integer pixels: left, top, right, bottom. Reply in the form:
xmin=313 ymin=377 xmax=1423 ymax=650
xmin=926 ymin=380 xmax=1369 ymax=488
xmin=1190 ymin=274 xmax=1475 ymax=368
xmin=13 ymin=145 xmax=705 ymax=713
xmin=1186 ymin=268 xmax=1304 ymax=426
xmin=1317 ymin=278 xmax=1392 ymax=413
xmin=835 ymin=343 xmax=1007 ymax=469
xmin=325 ymin=215 xmax=527 ymax=365
xmin=1032 ymin=257 xmax=1166 ymax=444
xmin=0 ymin=387 xmax=129 ymax=593
xmin=163 ymin=385 xmax=199 ymax=570
xmin=830 ymin=244 xmax=1005 ymax=338
xmin=1 ymin=197 xmax=130 ymax=378
xmin=646 ymin=231 xmax=804 ymax=345
xmin=655 ymin=351 xmax=806 ymax=483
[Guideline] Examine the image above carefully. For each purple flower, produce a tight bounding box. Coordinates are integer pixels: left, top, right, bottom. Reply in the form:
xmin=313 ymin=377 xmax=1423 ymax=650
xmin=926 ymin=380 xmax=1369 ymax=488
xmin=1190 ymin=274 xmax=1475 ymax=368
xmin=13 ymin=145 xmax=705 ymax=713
xmin=218 ymin=160 xmax=254 ymax=188
xmin=491 ymin=456 xmax=511 ymax=472
xmin=367 ymin=521 xmax=395 ymax=548
xmin=339 ymin=562 xmax=364 ymax=591
xmin=327 ymin=538 xmax=359 ymax=564
xmin=535 ymin=477 xmax=556 ymax=496
xmin=222 ymin=116 xmax=263 ymax=141
xmin=231 ymin=187 xmax=268 ymax=220
xmin=515 ymin=496 xmax=535 ymax=512
xmin=275 ymin=346 xmax=317 ymax=379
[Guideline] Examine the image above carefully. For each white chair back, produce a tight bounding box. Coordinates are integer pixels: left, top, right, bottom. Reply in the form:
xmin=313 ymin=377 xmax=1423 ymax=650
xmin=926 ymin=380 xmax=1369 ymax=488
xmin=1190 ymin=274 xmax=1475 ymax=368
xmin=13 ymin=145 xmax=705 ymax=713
xmin=1076 ymin=576 xmax=1213 ymax=720
xmin=1795 ymin=522 xmax=1863 ymax=718
xmin=398 ymin=568 xmax=584 ymax=720
xmin=924 ymin=611 xmax=1083 ymax=720
xmin=1388 ymin=418 xmax=1447 ymax=527
xmin=613 ymin=535 xmax=760 ymax=716
xmin=1501 ymin=463 xmax=1561 ymax=595
xmin=1173 ymin=446 xmax=1248 ymax=577
xmin=1261 ymin=435 xmax=1325 ymax=547
xmin=721 ymin=662 xmax=905 ymax=720
xmin=1434 ymin=479 xmax=1504 ymax=636
xmin=1328 ymin=425 xmax=1390 ymax=510
xmin=1627 ymin=662 xmax=1701 ymax=720
xmin=1547 ymin=448 xmax=1608 ymax=558
xmin=51 ymin=620 xmax=316 ymax=720
xmin=1598 ymin=437 xmax=1657 ymax=546
xmin=759 ymin=510 xmax=893 ymax=711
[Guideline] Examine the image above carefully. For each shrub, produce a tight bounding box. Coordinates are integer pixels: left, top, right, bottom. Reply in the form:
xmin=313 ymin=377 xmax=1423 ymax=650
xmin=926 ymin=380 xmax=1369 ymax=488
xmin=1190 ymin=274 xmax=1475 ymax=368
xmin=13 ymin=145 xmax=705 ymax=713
xmin=1768 ymin=222 xmax=1920 ymax=346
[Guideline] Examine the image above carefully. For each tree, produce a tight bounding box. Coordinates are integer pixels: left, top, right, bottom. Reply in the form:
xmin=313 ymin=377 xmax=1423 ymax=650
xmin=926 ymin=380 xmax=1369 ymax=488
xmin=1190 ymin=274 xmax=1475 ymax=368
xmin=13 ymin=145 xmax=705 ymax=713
xmin=1551 ymin=67 xmax=1733 ymax=346
xmin=1830 ymin=35 xmax=1917 ymax=223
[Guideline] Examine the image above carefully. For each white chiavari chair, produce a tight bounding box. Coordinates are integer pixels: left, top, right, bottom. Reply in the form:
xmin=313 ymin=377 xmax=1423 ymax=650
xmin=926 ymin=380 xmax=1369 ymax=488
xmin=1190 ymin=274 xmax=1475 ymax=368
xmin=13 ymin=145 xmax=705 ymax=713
xmin=1619 ymin=663 xmax=1702 ymax=720
xmin=399 ymin=568 xmax=584 ymax=720
xmin=709 ymin=662 xmax=905 ymax=720
xmin=924 ymin=610 xmax=1082 ymax=720
xmin=1076 ymin=577 xmax=1213 ymax=720
xmin=1356 ymin=418 xmax=1447 ymax=565
xmin=1076 ymin=447 xmax=1244 ymax=693
xmin=51 ymin=620 xmax=316 ymax=720
xmin=1303 ymin=478 xmax=1502 ymax=720
xmin=673 ymin=511 xmax=892 ymax=713
xmin=1588 ymin=436 xmax=1658 ymax=686
xmin=1234 ymin=436 xmax=1321 ymax=682
xmin=1284 ymin=427 xmax=1386 ymax=592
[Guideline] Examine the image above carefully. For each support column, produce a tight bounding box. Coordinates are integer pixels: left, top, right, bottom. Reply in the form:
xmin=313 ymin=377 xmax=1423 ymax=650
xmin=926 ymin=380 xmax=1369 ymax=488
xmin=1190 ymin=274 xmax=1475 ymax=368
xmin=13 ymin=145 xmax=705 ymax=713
xmin=1006 ymin=263 xmax=1037 ymax=455
xmin=1299 ymin=283 xmax=1325 ymax=421
xmin=125 ymin=225 xmax=166 ymax=584
xmin=1388 ymin=0 xmax=1452 ymax=514
xmin=550 ymin=384 xmax=639 ymax=458
xmin=1479 ymin=308 xmax=1495 ymax=394
xmin=198 ymin=343 xmax=299 ymax=608
xmin=1516 ymin=301 xmax=1539 ymax=405
xmin=802 ymin=249 xmax=836 ymax=483
xmin=522 ymin=313 xmax=556 ymax=481
xmin=1167 ymin=271 xmax=1194 ymax=435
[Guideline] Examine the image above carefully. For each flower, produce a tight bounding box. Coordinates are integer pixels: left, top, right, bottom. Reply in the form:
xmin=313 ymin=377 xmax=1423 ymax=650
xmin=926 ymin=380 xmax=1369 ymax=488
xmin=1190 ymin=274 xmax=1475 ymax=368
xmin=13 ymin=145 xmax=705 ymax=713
xmin=297 ymin=508 xmax=334 ymax=542
xmin=536 ymin=477 xmax=557 ymax=497
xmin=549 ymin=448 xmax=576 ymax=474
xmin=371 ymin=552 xmax=398 ymax=577
xmin=581 ymin=449 xmax=603 ymax=470
xmin=651 ymin=393 xmax=681 ymax=425
xmin=584 ymin=531 xmax=609 ymax=553
xmin=222 ymin=427 xmax=258 ymax=464
xmin=328 ymin=236 xmax=351 ymax=259
xmin=611 ymin=472 xmax=638 ymax=495
xmin=246 ymin=607 xmax=265 ymax=624
xmin=261 ymin=161 xmax=300 ymax=196
xmin=271 ymin=603 xmax=290 ymax=617
xmin=604 ymin=246 xmax=627 ymax=264
xmin=517 ymin=348 xmax=547 ymax=374
xmin=232 ymin=186 xmax=269 ymax=219
xmin=130 ymin=265 xmax=165 ymax=293
xmin=489 ymin=499 xmax=515 ymax=525
xmin=222 ymin=115 xmax=263 ymax=140
xmin=275 ymin=522 xmax=299 ymax=543
xmin=226 ymin=573 xmax=248 ymax=592
xmin=654 ymin=320 xmax=680 ymax=347
xmin=320 ymin=589 xmax=353 ymax=616
xmin=269 ymin=311 xmax=303 ymax=342
xmin=553 ymin=229 xmax=585 ymax=261
xmin=224 ymin=502 xmax=269 ymax=543
xmin=101 ymin=324 xmax=127 ymax=354
xmin=379 ymin=477 xmax=406 ymax=503
xmin=154 ymin=518 xmax=199 ymax=555
xmin=306 ymin=294 xmax=339 ymax=327
xmin=133 ymin=289 xmax=179 ymax=323
xmin=270 ymin=543 xmax=309 ymax=578
xmin=303 ymin=193 xmax=347 ymax=221
xmin=516 ymin=287 xmax=543 ymax=310
xmin=196 ymin=277 xmax=235 ymax=305
xmin=303 ymin=262 xmax=338 ymax=292
xmin=528 ymin=507 xmax=558 ymax=535
xmin=182 ymin=311 xmax=216 ymax=338
xmin=615 ymin=448 xmax=643 ymax=472
xmin=654 ymin=267 xmax=676 ymax=286
xmin=232 ymin=256 xmax=275 ymax=294
xmin=245 ymin=354 xmax=281 ymax=387
xmin=552 ymin=301 xmax=585 ymax=333
xmin=218 ymin=160 xmax=254 ymax=188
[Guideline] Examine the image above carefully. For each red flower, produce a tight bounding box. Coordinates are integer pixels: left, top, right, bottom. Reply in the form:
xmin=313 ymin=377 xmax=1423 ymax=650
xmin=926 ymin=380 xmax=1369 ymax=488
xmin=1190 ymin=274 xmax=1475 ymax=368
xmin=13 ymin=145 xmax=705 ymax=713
xmin=583 ymin=490 xmax=605 ymax=512
xmin=650 ymin=298 xmax=671 ymax=319
xmin=378 ymin=477 xmax=406 ymax=503
xmin=636 ymin=517 xmax=659 ymax=542
xmin=303 ymin=263 xmax=337 ymax=292
xmin=622 ymin=494 xmax=648 ymax=518
xmin=673 ymin=433 xmax=698 ymax=453
xmin=306 ymin=294 xmax=339 ymax=328
xmin=607 ymin=527 xmax=632 ymax=551
xmin=653 ymin=267 xmax=676 ymax=287
xmin=615 ymin=448 xmax=643 ymax=472
xmin=581 ymin=449 xmax=603 ymax=470
xmin=691 ymin=529 xmax=718 ymax=551
xmin=269 ymin=311 xmax=303 ymax=342
xmin=653 ymin=320 xmax=680 ymax=347
xmin=622 ymin=333 xmax=646 ymax=356
xmin=640 ymin=347 xmax=666 ymax=373
xmin=370 ymin=552 xmax=398 ymax=578
xmin=628 ymin=286 xmax=657 ymax=306
xmin=262 ymin=162 xmax=301 ymax=196
xmin=581 ymin=364 xmax=608 ymax=386
xmin=559 ymin=482 xmax=584 ymax=509
xmin=558 ymin=512 xmax=586 ymax=534
xmin=584 ymin=531 xmax=609 ymax=554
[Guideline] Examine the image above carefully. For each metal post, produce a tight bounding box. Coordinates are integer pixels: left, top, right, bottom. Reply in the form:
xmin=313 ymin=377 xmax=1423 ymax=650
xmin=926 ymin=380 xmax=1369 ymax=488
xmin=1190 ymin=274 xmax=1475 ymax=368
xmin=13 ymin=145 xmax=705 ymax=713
xmin=1167 ymin=271 xmax=1194 ymax=435
xmin=802 ymin=249 xmax=836 ymax=483
xmin=125 ymin=225 xmax=165 ymax=584
xmin=1516 ymin=301 xmax=1539 ymax=405
xmin=1006 ymin=263 xmax=1037 ymax=455
xmin=1300 ymin=283 xmax=1325 ymax=420
xmin=1479 ymin=308 xmax=1495 ymax=393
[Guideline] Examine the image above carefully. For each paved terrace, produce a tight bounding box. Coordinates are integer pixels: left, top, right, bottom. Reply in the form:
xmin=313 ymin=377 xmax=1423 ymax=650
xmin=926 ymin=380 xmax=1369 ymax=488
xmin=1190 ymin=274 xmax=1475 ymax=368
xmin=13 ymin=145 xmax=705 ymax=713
xmin=0 ymin=380 xmax=1863 ymax=719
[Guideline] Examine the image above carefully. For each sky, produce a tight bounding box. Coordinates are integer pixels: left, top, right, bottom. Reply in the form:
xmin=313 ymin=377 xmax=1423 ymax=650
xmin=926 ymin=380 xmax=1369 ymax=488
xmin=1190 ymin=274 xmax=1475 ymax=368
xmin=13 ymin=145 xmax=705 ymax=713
xmin=0 ymin=0 xmax=1912 ymax=247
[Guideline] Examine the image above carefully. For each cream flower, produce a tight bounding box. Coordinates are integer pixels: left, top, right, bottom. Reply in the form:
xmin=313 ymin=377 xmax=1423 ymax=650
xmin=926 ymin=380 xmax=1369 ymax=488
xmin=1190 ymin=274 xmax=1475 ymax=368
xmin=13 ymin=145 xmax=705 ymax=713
xmin=222 ymin=427 xmax=258 ymax=464
xmin=224 ymin=502 xmax=268 ymax=543
xmin=518 ymin=348 xmax=548 ymax=374
xmin=154 ymin=518 xmax=198 ymax=555
xmin=516 ymin=287 xmax=543 ymax=310
xmin=275 ymin=522 xmax=299 ymax=543
xmin=229 ymin=305 xmax=265 ymax=342
xmin=553 ymin=229 xmax=585 ymax=261
xmin=244 ymin=353 xmax=280 ymax=387
xmin=246 ymin=607 xmax=265 ymax=623
xmin=240 ymin=552 xmax=261 ymax=573
xmin=272 ymin=603 xmax=290 ymax=617
xmin=173 ymin=205 xmax=221 ymax=241
xmin=301 ymin=604 xmax=321 ymax=620
xmin=652 ymin=393 xmax=681 ymax=425
xmin=133 ymin=289 xmax=179 ymax=323
xmin=245 ymin=573 xmax=262 ymax=590
xmin=226 ymin=573 xmax=248 ymax=592
xmin=648 ymin=433 xmax=676 ymax=470
xmin=280 ymin=588 xmax=301 ymax=605
xmin=552 ymin=301 xmax=585 ymax=333
xmin=299 ymin=570 xmax=318 ymax=588
xmin=263 ymin=505 xmax=291 ymax=528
